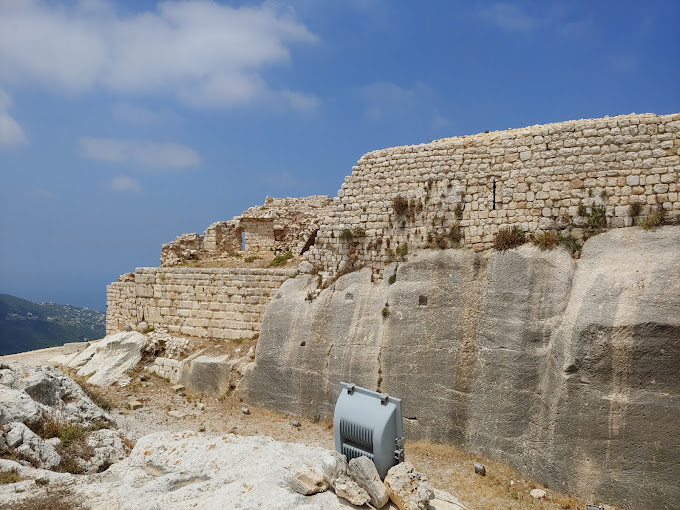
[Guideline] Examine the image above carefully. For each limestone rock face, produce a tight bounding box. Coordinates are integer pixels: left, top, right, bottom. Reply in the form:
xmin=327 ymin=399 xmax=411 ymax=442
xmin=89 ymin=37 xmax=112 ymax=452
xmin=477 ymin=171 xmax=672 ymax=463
xmin=0 ymin=362 xmax=114 ymax=426
xmin=5 ymin=421 xmax=61 ymax=469
xmin=0 ymin=387 xmax=42 ymax=426
xmin=118 ymin=432 xmax=367 ymax=510
xmin=242 ymin=227 xmax=680 ymax=510
xmin=80 ymin=429 xmax=127 ymax=474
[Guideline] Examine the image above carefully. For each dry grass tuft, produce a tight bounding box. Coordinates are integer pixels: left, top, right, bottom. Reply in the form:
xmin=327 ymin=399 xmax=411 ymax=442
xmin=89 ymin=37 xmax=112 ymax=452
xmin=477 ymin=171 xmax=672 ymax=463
xmin=6 ymin=489 xmax=86 ymax=510
xmin=640 ymin=208 xmax=665 ymax=230
xmin=0 ymin=468 xmax=21 ymax=485
xmin=72 ymin=375 xmax=114 ymax=411
xmin=493 ymin=226 xmax=526 ymax=251
xmin=532 ymin=231 xmax=561 ymax=250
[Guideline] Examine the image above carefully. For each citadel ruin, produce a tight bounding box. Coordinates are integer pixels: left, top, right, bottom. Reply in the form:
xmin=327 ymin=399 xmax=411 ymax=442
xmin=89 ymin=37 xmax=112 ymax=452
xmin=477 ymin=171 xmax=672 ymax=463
xmin=105 ymin=112 xmax=680 ymax=510
xmin=108 ymin=112 xmax=679 ymax=338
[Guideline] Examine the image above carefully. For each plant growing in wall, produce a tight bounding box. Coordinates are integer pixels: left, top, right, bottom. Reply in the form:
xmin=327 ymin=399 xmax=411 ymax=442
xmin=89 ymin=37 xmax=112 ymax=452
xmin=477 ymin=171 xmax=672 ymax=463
xmin=339 ymin=229 xmax=354 ymax=242
xmin=396 ymin=243 xmax=408 ymax=258
xmin=493 ymin=226 xmax=526 ymax=251
xmin=352 ymin=226 xmax=366 ymax=238
xmin=392 ymin=195 xmax=409 ymax=216
xmin=640 ymin=206 xmax=665 ymax=230
xmin=381 ymin=302 xmax=390 ymax=319
xmin=454 ymin=203 xmax=464 ymax=220
xmin=586 ymin=204 xmax=607 ymax=231
xmin=449 ymin=225 xmax=463 ymax=247
xmin=531 ymin=231 xmax=560 ymax=251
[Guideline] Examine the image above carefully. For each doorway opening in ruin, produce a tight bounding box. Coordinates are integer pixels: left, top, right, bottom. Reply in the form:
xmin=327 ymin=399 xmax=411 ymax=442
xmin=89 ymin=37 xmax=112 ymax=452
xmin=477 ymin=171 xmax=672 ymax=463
xmin=492 ymin=181 xmax=497 ymax=210
xmin=241 ymin=232 xmax=246 ymax=251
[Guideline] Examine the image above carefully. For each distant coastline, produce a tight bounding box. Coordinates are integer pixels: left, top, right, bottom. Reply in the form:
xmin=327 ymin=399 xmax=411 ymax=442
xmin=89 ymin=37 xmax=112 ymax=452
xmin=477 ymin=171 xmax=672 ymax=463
xmin=0 ymin=293 xmax=104 ymax=356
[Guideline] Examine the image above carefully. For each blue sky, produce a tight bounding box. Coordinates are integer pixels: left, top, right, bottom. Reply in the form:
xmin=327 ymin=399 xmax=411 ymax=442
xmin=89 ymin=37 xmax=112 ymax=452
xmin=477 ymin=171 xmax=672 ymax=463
xmin=0 ymin=0 xmax=678 ymax=311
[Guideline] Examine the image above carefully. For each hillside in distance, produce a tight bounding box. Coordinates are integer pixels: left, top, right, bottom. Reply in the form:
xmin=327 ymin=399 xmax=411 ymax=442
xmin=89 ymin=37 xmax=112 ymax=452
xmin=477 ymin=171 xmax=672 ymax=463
xmin=0 ymin=293 xmax=105 ymax=356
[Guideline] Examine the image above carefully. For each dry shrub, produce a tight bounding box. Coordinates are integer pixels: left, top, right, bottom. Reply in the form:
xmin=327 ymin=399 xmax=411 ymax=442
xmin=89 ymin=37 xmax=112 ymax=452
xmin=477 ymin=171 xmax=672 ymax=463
xmin=532 ymin=231 xmax=560 ymax=250
xmin=392 ymin=195 xmax=409 ymax=215
xmin=493 ymin=226 xmax=526 ymax=251
xmin=640 ymin=208 xmax=665 ymax=230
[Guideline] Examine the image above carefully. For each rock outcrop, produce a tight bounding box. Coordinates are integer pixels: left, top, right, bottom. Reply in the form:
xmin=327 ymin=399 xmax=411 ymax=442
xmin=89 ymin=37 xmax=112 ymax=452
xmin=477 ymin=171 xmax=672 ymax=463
xmin=118 ymin=432 xmax=367 ymax=510
xmin=0 ymin=361 xmax=114 ymax=426
xmin=242 ymin=226 xmax=680 ymax=510
xmin=51 ymin=331 xmax=147 ymax=387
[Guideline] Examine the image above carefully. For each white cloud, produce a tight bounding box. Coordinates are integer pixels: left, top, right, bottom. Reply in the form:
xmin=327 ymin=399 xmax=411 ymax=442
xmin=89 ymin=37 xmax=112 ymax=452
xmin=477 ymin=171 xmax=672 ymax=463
xmin=0 ymin=0 xmax=318 ymax=110
xmin=110 ymin=175 xmax=141 ymax=193
xmin=478 ymin=3 xmax=537 ymax=31
xmin=0 ymin=87 xmax=28 ymax=147
xmin=80 ymin=137 xmax=201 ymax=169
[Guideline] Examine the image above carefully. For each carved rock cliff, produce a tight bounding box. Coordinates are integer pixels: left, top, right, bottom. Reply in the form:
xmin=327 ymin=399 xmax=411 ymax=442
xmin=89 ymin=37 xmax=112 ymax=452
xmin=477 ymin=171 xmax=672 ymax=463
xmin=242 ymin=226 xmax=680 ymax=510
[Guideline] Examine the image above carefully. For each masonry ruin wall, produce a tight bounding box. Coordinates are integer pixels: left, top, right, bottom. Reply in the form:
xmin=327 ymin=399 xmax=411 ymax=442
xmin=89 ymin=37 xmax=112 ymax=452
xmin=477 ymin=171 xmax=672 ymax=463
xmin=106 ymin=267 xmax=296 ymax=338
xmin=160 ymin=195 xmax=332 ymax=266
xmin=307 ymin=113 xmax=680 ymax=278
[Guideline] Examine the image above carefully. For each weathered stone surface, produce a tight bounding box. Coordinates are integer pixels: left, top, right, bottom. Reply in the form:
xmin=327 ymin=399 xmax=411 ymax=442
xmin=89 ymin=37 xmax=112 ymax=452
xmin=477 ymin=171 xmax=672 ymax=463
xmin=281 ymin=469 xmax=328 ymax=495
xmin=0 ymin=362 xmax=113 ymax=426
xmin=530 ymin=488 xmax=546 ymax=499
xmin=80 ymin=429 xmax=127 ymax=474
xmin=179 ymin=355 xmax=234 ymax=395
xmin=431 ymin=489 xmax=469 ymax=510
xmin=321 ymin=450 xmax=371 ymax=506
xmin=6 ymin=421 xmax=61 ymax=469
xmin=243 ymin=227 xmax=680 ymax=510
xmin=0 ymin=387 xmax=42 ymax=426
xmin=118 ymin=432 xmax=369 ymax=510
xmin=298 ymin=261 xmax=316 ymax=274
xmin=54 ymin=332 xmax=146 ymax=387
xmin=348 ymin=455 xmax=389 ymax=508
xmin=384 ymin=462 xmax=434 ymax=510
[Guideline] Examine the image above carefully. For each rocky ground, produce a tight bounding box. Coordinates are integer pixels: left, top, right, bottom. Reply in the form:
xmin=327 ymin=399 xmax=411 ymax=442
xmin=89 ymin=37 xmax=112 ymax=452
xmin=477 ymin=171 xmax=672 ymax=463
xmin=0 ymin=343 xmax=623 ymax=510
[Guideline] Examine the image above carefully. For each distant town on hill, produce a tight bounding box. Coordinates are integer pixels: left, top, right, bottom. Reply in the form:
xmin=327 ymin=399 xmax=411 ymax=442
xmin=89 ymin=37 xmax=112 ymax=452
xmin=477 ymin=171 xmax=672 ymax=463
xmin=0 ymin=293 xmax=105 ymax=356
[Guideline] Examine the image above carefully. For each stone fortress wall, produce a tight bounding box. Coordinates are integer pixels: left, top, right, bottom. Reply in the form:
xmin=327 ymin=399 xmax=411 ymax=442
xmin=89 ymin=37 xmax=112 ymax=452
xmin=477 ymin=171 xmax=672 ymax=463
xmin=108 ymin=113 xmax=679 ymax=341
xmin=106 ymin=266 xmax=296 ymax=339
xmin=307 ymin=113 xmax=680 ymax=278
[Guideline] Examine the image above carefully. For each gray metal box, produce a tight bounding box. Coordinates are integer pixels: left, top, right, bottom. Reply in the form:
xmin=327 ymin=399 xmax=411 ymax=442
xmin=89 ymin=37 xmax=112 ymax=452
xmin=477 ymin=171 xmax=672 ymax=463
xmin=333 ymin=382 xmax=405 ymax=479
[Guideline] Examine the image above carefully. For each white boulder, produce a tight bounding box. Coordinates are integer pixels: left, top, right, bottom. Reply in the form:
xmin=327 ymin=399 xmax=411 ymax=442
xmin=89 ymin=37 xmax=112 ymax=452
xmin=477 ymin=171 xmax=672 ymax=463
xmin=67 ymin=332 xmax=147 ymax=387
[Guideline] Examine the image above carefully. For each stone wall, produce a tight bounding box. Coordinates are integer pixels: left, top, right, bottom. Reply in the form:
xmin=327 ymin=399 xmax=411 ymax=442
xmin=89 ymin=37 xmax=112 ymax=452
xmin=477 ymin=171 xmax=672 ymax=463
xmin=106 ymin=267 xmax=296 ymax=339
xmin=160 ymin=195 xmax=332 ymax=266
xmin=308 ymin=113 xmax=680 ymax=278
